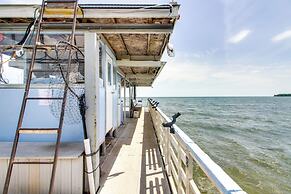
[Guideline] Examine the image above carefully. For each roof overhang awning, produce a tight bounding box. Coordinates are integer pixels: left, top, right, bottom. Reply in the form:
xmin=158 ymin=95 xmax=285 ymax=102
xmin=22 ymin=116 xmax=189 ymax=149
xmin=117 ymin=60 xmax=166 ymax=87
xmin=0 ymin=3 xmax=180 ymax=87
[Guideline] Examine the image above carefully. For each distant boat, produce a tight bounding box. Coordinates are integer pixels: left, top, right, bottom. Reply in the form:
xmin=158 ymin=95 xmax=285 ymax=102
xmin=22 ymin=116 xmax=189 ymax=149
xmin=274 ymin=94 xmax=291 ymax=97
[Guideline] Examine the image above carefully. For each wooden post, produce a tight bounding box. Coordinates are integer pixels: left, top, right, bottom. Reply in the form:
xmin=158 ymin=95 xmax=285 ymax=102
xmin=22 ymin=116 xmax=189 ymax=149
xmin=186 ymin=152 xmax=193 ymax=194
xmin=165 ymin=122 xmax=171 ymax=175
xmin=84 ymin=32 xmax=100 ymax=192
xmin=177 ymin=146 xmax=183 ymax=194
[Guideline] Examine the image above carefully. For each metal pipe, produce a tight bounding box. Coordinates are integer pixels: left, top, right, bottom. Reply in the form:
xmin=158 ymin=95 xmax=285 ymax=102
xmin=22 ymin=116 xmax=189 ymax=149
xmin=133 ymin=85 xmax=136 ymax=100
xmin=123 ymin=79 xmax=126 ymax=123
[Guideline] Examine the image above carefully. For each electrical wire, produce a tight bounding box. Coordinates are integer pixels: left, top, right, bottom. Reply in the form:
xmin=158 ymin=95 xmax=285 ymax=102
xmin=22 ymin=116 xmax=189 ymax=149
xmin=16 ymin=21 xmax=35 ymax=46
xmin=54 ymin=38 xmax=89 ymax=140
xmin=17 ymin=8 xmax=39 ymax=47
xmin=0 ymin=8 xmax=39 ymax=84
xmin=54 ymin=40 xmax=84 ymax=99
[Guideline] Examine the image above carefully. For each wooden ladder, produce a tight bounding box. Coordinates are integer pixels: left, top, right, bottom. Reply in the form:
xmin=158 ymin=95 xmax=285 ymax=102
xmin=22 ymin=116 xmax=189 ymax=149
xmin=3 ymin=0 xmax=79 ymax=193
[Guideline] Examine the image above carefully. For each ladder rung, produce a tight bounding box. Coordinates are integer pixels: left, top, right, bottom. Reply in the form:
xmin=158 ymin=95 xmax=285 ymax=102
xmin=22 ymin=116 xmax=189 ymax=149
xmin=18 ymin=128 xmax=59 ymax=134
xmin=26 ymin=97 xmax=63 ymax=100
xmin=13 ymin=161 xmax=54 ymax=164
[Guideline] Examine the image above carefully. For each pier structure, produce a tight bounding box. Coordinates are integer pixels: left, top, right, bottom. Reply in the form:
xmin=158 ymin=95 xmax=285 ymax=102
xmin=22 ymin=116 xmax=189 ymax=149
xmin=0 ymin=2 xmax=246 ymax=194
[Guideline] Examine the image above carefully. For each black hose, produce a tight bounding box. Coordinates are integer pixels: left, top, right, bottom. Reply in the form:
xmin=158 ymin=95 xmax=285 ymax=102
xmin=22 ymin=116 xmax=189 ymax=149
xmin=78 ymin=93 xmax=88 ymax=139
xmin=17 ymin=21 xmax=34 ymax=45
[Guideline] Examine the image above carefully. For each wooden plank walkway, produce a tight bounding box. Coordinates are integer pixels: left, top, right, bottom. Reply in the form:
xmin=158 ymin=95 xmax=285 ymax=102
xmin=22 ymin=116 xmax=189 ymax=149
xmin=99 ymin=108 xmax=171 ymax=194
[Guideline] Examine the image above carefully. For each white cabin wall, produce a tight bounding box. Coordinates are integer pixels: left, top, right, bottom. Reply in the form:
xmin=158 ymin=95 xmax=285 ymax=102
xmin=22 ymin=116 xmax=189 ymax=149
xmin=103 ymin=41 xmax=121 ymax=134
xmin=112 ymin=58 xmax=119 ymax=130
xmin=98 ymin=42 xmax=106 ymax=146
xmin=105 ymin=54 xmax=113 ymax=134
xmin=117 ymin=74 xmax=123 ymax=126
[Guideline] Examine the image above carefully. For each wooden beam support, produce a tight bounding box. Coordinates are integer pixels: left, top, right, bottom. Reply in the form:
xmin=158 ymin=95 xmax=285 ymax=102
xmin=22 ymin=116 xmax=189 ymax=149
xmin=147 ymin=34 xmax=151 ymax=55
xmin=126 ymin=74 xmax=154 ymax=79
xmin=0 ymin=23 xmax=174 ymax=34
xmin=117 ymin=60 xmax=165 ymax=68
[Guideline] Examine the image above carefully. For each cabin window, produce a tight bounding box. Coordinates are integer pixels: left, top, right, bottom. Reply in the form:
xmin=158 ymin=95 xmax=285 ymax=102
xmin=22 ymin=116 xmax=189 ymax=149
xmin=107 ymin=62 xmax=112 ymax=85
xmin=99 ymin=45 xmax=103 ymax=80
xmin=113 ymin=65 xmax=117 ymax=86
xmin=117 ymin=74 xmax=122 ymax=97
xmin=0 ymin=32 xmax=84 ymax=86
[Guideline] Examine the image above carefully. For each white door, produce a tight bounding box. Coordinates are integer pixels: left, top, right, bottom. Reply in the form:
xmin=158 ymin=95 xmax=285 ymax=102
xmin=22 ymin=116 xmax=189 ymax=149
xmin=105 ymin=55 xmax=113 ymax=133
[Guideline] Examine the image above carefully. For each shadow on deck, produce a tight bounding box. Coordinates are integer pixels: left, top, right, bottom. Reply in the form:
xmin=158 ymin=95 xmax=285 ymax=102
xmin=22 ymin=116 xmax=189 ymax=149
xmin=98 ymin=108 xmax=171 ymax=194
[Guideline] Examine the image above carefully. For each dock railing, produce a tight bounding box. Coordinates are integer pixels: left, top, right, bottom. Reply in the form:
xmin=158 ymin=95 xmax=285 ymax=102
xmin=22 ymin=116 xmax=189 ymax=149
xmin=148 ymin=99 xmax=247 ymax=194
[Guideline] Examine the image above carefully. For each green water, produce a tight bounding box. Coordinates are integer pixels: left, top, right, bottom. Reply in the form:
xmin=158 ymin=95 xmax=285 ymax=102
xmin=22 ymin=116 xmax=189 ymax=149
xmin=150 ymin=97 xmax=291 ymax=194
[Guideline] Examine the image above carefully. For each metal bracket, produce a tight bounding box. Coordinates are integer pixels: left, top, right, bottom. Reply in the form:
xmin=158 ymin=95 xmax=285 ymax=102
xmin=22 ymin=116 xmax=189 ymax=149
xmin=162 ymin=112 xmax=181 ymax=134
xmin=152 ymin=101 xmax=159 ymax=109
xmin=148 ymin=98 xmax=159 ymax=109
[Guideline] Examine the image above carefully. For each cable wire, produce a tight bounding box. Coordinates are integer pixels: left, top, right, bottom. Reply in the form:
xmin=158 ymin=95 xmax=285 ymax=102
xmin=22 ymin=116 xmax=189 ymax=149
xmin=54 ymin=40 xmax=84 ymax=99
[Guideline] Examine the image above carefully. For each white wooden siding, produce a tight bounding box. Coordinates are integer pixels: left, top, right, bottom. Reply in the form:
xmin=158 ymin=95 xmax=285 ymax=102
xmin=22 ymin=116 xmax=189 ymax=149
xmin=0 ymin=158 xmax=83 ymax=194
xmin=0 ymin=142 xmax=84 ymax=194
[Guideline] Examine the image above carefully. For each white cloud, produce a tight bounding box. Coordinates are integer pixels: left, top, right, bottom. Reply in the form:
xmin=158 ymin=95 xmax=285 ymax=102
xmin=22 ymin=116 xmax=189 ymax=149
xmin=228 ymin=30 xmax=251 ymax=44
xmin=157 ymin=60 xmax=212 ymax=83
xmin=138 ymin=53 xmax=291 ymax=97
xmin=193 ymin=53 xmax=201 ymax=58
xmin=272 ymin=30 xmax=291 ymax=42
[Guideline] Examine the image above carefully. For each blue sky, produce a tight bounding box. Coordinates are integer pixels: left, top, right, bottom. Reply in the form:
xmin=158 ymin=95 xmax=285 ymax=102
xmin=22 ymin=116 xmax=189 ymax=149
xmin=2 ymin=0 xmax=291 ymax=96
xmin=139 ymin=0 xmax=291 ymax=96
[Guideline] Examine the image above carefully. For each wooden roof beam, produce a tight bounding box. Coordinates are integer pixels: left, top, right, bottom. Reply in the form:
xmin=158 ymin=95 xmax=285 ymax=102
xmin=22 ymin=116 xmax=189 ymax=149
xmin=126 ymin=74 xmax=154 ymax=79
xmin=0 ymin=23 xmax=173 ymax=34
xmin=117 ymin=60 xmax=166 ymax=67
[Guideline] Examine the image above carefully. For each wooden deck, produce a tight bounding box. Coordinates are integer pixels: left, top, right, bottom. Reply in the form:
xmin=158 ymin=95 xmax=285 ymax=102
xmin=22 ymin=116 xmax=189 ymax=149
xmin=99 ymin=108 xmax=171 ymax=194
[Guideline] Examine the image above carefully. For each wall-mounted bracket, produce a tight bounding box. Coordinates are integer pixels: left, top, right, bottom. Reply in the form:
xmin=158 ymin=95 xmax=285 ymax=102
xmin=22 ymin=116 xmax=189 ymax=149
xmin=162 ymin=112 xmax=181 ymax=134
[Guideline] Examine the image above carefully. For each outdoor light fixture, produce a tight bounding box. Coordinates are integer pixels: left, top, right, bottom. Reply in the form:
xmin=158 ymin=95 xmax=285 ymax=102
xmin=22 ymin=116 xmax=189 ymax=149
xmin=167 ymin=43 xmax=175 ymax=57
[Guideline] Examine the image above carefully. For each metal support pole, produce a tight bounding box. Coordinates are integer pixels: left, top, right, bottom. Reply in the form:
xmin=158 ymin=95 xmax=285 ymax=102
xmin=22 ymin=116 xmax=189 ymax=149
xmin=129 ymin=85 xmax=133 ymax=118
xmin=123 ymin=79 xmax=127 ymax=123
xmin=128 ymin=84 xmax=131 ymax=118
xmin=133 ymin=85 xmax=136 ymax=100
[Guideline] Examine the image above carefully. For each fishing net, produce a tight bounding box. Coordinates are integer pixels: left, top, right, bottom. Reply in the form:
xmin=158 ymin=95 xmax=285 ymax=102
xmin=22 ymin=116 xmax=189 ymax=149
xmin=43 ymin=41 xmax=85 ymax=125
xmin=48 ymin=76 xmax=84 ymax=125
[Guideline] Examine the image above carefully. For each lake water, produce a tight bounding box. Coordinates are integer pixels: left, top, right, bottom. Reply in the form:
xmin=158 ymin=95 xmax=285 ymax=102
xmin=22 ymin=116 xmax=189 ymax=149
xmin=150 ymin=97 xmax=291 ymax=194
